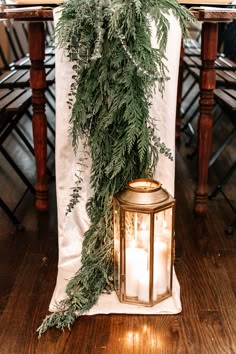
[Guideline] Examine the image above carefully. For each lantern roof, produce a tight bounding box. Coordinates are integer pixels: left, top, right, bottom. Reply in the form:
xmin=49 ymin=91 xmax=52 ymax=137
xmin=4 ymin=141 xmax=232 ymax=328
xmin=115 ymin=178 xmax=174 ymax=210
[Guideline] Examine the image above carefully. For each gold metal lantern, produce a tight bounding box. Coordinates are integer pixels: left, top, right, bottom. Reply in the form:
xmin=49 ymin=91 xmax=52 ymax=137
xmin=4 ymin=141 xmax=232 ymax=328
xmin=113 ymin=178 xmax=175 ymax=306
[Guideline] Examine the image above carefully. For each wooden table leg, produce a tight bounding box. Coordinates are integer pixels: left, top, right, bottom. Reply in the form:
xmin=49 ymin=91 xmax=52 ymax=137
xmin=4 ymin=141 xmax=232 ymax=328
xmin=194 ymin=22 xmax=218 ymax=216
xmin=28 ymin=22 xmax=48 ymax=211
xmin=176 ymin=41 xmax=184 ymax=140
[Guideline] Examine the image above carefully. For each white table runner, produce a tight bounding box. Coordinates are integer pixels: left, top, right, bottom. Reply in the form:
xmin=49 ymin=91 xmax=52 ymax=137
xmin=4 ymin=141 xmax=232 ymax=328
xmin=50 ymin=8 xmax=182 ymax=315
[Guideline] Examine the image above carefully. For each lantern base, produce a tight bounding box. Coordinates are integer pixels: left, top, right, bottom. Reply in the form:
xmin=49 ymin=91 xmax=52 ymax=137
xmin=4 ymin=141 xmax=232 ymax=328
xmin=116 ymin=290 xmax=172 ymax=307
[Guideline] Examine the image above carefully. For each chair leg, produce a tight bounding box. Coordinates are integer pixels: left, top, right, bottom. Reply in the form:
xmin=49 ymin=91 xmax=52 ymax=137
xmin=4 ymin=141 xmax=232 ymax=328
xmin=13 ymin=127 xmax=54 ymax=176
xmin=182 ymin=77 xmax=197 ymax=102
xmin=46 ymin=86 xmax=55 ymax=101
xmin=181 ymin=105 xmax=199 ymax=135
xmin=209 ymin=160 xmax=236 ymax=199
xmin=209 ymin=128 xmax=236 ymax=168
xmin=46 ymin=94 xmax=55 ymax=115
xmin=181 ymin=91 xmax=200 ymax=121
xmin=14 ymin=126 xmax=35 ymax=156
xmin=0 ymin=146 xmax=35 ymax=194
xmin=225 ymin=219 xmax=236 ymax=236
xmin=0 ymin=197 xmax=24 ymax=230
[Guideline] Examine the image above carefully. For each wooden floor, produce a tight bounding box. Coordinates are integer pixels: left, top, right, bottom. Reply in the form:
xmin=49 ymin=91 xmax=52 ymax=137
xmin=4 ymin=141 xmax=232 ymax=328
xmin=0 ymin=105 xmax=236 ymax=353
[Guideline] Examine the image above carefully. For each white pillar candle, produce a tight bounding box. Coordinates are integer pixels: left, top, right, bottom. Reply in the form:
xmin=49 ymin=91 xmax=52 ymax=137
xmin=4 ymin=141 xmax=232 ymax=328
xmin=153 ymin=241 xmax=168 ymax=297
xmin=138 ymin=271 xmax=150 ymax=302
xmin=137 ymin=220 xmax=149 ymax=248
xmin=154 ymin=215 xmax=163 ymax=237
xmin=155 ymin=216 xmax=170 ymax=242
xmin=125 ymin=248 xmax=147 ymax=297
xmin=161 ymin=221 xmax=171 ymax=242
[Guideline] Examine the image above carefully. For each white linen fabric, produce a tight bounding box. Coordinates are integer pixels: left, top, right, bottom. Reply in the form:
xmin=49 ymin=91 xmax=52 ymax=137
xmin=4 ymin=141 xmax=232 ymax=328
xmin=50 ymin=8 xmax=182 ymax=315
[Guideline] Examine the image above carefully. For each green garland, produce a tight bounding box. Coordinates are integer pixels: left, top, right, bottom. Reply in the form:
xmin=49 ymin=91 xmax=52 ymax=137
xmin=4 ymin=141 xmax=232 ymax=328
xmin=37 ymin=0 xmax=193 ymax=336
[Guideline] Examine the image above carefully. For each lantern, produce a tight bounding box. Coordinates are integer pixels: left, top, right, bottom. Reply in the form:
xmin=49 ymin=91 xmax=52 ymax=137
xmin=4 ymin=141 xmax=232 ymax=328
xmin=113 ymin=178 xmax=175 ymax=306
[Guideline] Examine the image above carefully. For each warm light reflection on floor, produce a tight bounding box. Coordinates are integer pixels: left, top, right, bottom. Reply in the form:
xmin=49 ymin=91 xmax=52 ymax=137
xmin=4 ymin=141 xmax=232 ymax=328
xmin=125 ymin=325 xmax=162 ymax=350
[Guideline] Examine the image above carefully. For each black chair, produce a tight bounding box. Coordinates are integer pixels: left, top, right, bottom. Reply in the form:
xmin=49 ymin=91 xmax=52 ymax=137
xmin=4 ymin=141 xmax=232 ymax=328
xmin=0 ymin=88 xmax=35 ymax=229
xmin=0 ymin=20 xmax=55 ymax=118
xmin=0 ymin=20 xmax=55 ymax=147
xmin=0 ymin=20 xmax=55 ymax=70
xmin=181 ymin=55 xmax=236 ymax=140
xmin=182 ymin=25 xmax=236 ymax=235
xmin=206 ymin=88 xmax=236 ymax=235
xmin=181 ymin=21 xmax=236 ymax=142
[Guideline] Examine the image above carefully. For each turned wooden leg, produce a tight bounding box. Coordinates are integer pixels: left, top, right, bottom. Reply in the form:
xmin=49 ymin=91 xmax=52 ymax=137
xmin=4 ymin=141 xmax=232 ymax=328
xmin=194 ymin=22 xmax=218 ymax=216
xmin=28 ymin=22 xmax=48 ymax=211
xmin=176 ymin=41 xmax=184 ymax=140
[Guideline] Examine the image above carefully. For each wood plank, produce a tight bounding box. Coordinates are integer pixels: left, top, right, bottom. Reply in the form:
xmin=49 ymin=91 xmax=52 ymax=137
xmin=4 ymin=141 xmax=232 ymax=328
xmin=16 ymin=71 xmax=30 ymax=85
xmin=214 ymin=89 xmax=236 ymax=110
xmin=217 ymin=56 xmax=236 ymax=69
xmin=0 ymin=8 xmax=53 ymax=20
xmin=0 ymin=69 xmax=28 ymax=85
xmin=184 ymin=56 xmax=195 ymax=67
xmin=0 ymin=70 xmax=18 ymax=84
xmin=14 ymin=57 xmax=31 ymax=67
xmin=7 ymin=89 xmax=31 ymax=111
xmin=0 ymin=88 xmax=11 ymax=99
xmin=190 ymin=56 xmax=201 ymax=67
xmin=0 ymin=88 xmax=24 ymax=110
xmin=224 ymin=88 xmax=236 ymax=100
xmin=216 ymin=70 xmax=236 ymax=85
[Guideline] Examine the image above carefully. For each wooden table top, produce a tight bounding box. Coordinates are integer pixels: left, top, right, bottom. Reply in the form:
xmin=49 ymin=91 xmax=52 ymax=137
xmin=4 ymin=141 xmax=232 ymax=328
xmin=191 ymin=7 xmax=236 ymax=21
xmin=0 ymin=6 xmax=54 ymax=20
xmin=0 ymin=4 xmax=236 ymax=22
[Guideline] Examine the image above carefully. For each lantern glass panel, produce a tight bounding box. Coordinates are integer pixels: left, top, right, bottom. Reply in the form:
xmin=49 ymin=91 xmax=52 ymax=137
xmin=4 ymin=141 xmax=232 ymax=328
xmin=153 ymin=208 xmax=172 ymax=299
xmin=113 ymin=199 xmax=121 ymax=294
xmin=124 ymin=211 xmax=150 ymax=302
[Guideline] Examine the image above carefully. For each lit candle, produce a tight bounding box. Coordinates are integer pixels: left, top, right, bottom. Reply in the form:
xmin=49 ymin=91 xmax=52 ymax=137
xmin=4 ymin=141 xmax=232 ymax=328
xmin=126 ymin=247 xmax=147 ymax=297
xmin=155 ymin=216 xmax=170 ymax=242
xmin=161 ymin=220 xmax=170 ymax=241
xmin=138 ymin=270 xmax=150 ymax=302
xmin=154 ymin=218 xmax=163 ymax=237
xmin=153 ymin=241 xmax=168 ymax=298
xmin=138 ymin=220 xmax=149 ymax=248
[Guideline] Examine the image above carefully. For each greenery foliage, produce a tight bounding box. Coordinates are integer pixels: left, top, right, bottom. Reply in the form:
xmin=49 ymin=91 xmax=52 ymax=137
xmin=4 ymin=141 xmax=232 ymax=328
xmin=37 ymin=0 xmax=193 ymax=336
